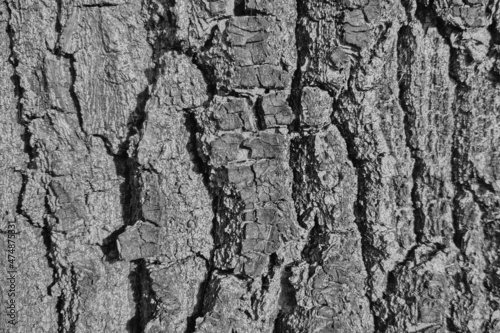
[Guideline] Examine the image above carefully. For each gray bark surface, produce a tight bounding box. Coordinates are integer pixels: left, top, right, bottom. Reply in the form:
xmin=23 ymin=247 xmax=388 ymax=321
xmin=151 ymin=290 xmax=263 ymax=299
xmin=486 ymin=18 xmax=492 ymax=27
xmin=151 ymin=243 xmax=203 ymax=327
xmin=0 ymin=0 xmax=499 ymax=332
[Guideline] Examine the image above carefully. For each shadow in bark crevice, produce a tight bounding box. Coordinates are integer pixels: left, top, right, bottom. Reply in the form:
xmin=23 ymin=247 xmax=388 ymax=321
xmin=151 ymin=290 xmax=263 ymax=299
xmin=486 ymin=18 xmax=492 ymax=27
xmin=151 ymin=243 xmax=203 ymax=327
xmin=126 ymin=259 xmax=157 ymax=333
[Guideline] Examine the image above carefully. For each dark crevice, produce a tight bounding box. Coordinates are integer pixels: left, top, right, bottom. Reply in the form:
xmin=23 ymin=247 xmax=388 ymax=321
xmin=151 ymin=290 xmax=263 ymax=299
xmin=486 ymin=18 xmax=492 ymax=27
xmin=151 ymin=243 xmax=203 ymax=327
xmin=101 ymin=224 xmax=128 ymax=263
xmin=353 ymin=163 xmax=382 ymax=333
xmin=68 ymin=266 xmax=80 ymax=332
xmin=254 ymin=96 xmax=267 ymax=131
xmin=15 ymin=152 xmax=36 ymax=226
xmin=52 ymin=264 xmax=80 ymax=332
xmin=108 ymin=88 xmax=153 ymax=332
xmin=414 ymin=0 xmax=458 ymax=48
xmin=144 ymin=0 xmax=183 ymax=60
xmin=175 ymin=62 xmax=220 ymax=332
xmin=396 ymin=24 xmax=427 ymax=244
xmin=437 ymin=3 xmax=494 ymax=329
xmin=5 ymin=4 xmax=23 ymax=124
xmin=92 ymin=134 xmax=115 ymax=156
xmin=185 ymin=259 xmax=214 ymax=333
xmin=55 ymin=0 xmax=63 ymax=48
xmin=276 ymin=0 xmax=316 ymax=330
xmin=127 ymin=259 xmax=157 ymax=333
xmin=273 ymin=271 xmax=304 ymax=333
xmin=101 ymin=36 xmax=160 ymax=261
xmin=191 ymin=55 xmax=218 ymax=103
xmin=488 ymin=16 xmax=500 ymax=45
xmin=450 ymin=83 xmax=468 ymax=253
xmin=48 ymin=18 xmax=89 ymax=142
xmin=233 ymin=0 xmax=271 ymax=17
xmin=56 ymin=293 xmax=65 ymax=333
xmin=183 ymin=111 xmax=211 ymax=186
xmin=43 ymin=182 xmax=68 ymax=333
xmin=234 ymin=0 xmax=246 ymax=16
xmin=288 ymin=0 xmax=310 ymax=229
xmin=327 ymin=64 xmax=385 ymax=333
xmin=43 ymin=223 xmax=58 ymax=296
xmin=290 ymin=136 xmax=312 ymax=230
xmin=181 ymin=107 xmax=219 ymax=332
xmin=79 ymin=3 xmax=121 ymax=8
xmin=124 ymin=86 xmax=151 ymax=151
xmin=65 ymin=54 xmax=88 ymax=141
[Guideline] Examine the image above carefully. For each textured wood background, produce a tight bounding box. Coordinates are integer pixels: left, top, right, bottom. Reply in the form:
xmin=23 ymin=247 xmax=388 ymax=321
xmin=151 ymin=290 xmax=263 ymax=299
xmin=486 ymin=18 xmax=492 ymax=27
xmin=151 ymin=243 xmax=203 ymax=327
xmin=0 ymin=0 xmax=499 ymax=332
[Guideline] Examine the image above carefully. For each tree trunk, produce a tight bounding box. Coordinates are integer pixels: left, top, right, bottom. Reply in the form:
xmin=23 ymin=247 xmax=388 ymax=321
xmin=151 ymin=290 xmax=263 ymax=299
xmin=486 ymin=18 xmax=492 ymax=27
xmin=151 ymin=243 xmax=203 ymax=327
xmin=1 ymin=0 xmax=499 ymax=332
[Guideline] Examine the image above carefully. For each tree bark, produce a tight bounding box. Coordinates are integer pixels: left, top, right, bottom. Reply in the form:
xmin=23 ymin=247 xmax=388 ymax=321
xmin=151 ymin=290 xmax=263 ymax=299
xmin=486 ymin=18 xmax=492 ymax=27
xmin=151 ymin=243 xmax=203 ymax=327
xmin=1 ymin=0 xmax=499 ymax=332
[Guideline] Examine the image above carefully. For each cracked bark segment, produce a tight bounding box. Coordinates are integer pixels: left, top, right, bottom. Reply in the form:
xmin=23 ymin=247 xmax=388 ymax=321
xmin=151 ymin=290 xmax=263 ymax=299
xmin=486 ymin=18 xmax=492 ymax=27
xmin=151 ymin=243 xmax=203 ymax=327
xmin=118 ymin=221 xmax=161 ymax=261
xmin=195 ymin=271 xmax=282 ymax=333
xmin=126 ymin=171 xmax=214 ymax=262
xmin=300 ymin=87 xmax=334 ymax=128
xmin=0 ymin=13 xmax=54 ymax=327
xmin=226 ymin=16 xmax=275 ymax=65
xmin=297 ymin=1 xmax=417 ymax=330
xmin=431 ymin=0 xmax=490 ymax=28
xmin=7 ymin=1 xmax=147 ymax=330
xmin=146 ymin=0 xmax=234 ymax=53
xmin=207 ymin=132 xmax=289 ymax=168
xmin=150 ymin=52 xmax=208 ymax=110
xmin=242 ymin=0 xmax=298 ymax=19
xmin=298 ymin=0 xmax=397 ymax=94
xmin=26 ymin=119 xmax=125 ymax=244
xmin=6 ymin=0 xmax=59 ymax=120
xmin=399 ymin=24 xmax=456 ymax=244
xmin=240 ymin=159 xmax=291 ymax=203
xmin=342 ymin=9 xmax=373 ymax=49
xmin=299 ymin=19 xmax=349 ymax=93
xmin=280 ymin=126 xmax=374 ymax=333
xmin=208 ymin=133 xmax=246 ymax=167
xmin=238 ymin=202 xmax=300 ymax=276
xmin=0 ymin=0 xmax=26 ymax=225
xmin=292 ymin=127 xmax=361 ymax=233
xmin=234 ymin=1 xmax=297 ymax=69
xmin=68 ymin=257 xmax=133 ymax=332
xmin=384 ymin=245 xmax=459 ymax=333
xmin=333 ymin=64 xmax=415 ymax=300
xmin=130 ymin=51 xmax=214 ymax=331
xmin=44 ymin=54 xmax=78 ymax=113
xmin=226 ymin=15 xmax=296 ymax=70
xmin=0 ymin=218 xmax=59 ymax=332
xmin=450 ymin=74 xmax=500 ymax=331
xmin=144 ymin=257 xmax=208 ymax=333
xmin=450 ymin=189 xmax=491 ymax=331
xmin=233 ymin=64 xmax=293 ymax=90
xmin=191 ymin=2 xmax=302 ymax=329
xmin=135 ymin=52 xmax=213 ymax=261
xmin=57 ymin=1 xmax=151 ymax=153
xmin=210 ymin=155 xmax=297 ymax=275
xmin=23 ymin=116 xmax=135 ymax=331
xmin=334 ymin=27 xmax=416 ymax=304
xmin=391 ymin=2 xmax=498 ymax=331
xmin=453 ymin=77 xmax=500 ymax=192
xmin=209 ymin=95 xmax=257 ymax=131
xmin=257 ymin=91 xmax=294 ymax=128
xmin=243 ymin=133 xmax=289 ymax=160
xmin=199 ymin=14 xmax=296 ymax=91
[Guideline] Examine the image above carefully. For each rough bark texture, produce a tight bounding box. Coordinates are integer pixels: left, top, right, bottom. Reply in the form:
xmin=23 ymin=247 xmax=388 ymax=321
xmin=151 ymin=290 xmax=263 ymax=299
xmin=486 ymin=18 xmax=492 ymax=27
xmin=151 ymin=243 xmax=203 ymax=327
xmin=0 ymin=0 xmax=499 ymax=332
